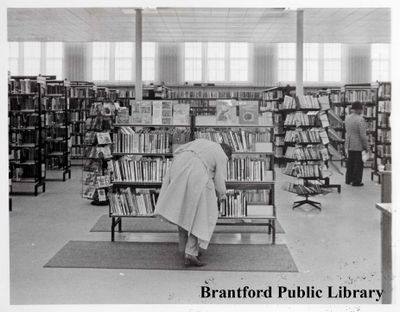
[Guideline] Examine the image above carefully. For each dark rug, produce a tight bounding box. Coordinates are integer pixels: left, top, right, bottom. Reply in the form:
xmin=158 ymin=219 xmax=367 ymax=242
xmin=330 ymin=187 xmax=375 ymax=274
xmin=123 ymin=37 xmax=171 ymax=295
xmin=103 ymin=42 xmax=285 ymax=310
xmin=90 ymin=215 xmax=285 ymax=234
xmin=44 ymin=241 xmax=298 ymax=272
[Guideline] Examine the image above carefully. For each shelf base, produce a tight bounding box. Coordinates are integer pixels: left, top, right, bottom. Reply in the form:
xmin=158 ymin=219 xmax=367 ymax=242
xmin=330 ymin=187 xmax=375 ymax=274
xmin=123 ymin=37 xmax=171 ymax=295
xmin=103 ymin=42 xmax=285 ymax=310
xmin=293 ymin=198 xmax=321 ymax=210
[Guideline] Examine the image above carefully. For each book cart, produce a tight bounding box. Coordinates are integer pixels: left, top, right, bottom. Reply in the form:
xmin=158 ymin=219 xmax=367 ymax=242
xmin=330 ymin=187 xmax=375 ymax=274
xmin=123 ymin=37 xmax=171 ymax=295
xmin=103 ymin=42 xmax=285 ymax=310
xmin=70 ymin=81 xmax=95 ymax=165
xmin=107 ymin=100 xmax=277 ymax=244
xmin=371 ymin=82 xmax=391 ymax=183
xmin=9 ymin=75 xmax=48 ymax=196
xmin=44 ymin=79 xmax=72 ymax=181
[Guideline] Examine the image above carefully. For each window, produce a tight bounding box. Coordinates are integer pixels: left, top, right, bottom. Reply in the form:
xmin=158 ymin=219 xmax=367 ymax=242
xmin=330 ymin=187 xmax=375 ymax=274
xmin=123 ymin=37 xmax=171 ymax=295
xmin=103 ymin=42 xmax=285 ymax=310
xmin=230 ymin=43 xmax=248 ymax=82
xmin=184 ymin=42 xmax=202 ymax=82
xmin=8 ymin=42 xmax=19 ymax=75
xmin=115 ymin=42 xmax=133 ymax=81
xmin=323 ymin=43 xmax=341 ymax=82
xmin=207 ymin=42 xmax=225 ymax=82
xmin=142 ymin=42 xmax=155 ymax=81
xmin=92 ymin=42 xmax=110 ymax=81
xmin=278 ymin=43 xmax=296 ymax=82
xmin=23 ymin=42 xmax=41 ymax=75
xmin=303 ymin=43 xmax=319 ymax=82
xmin=371 ymin=44 xmax=390 ymax=81
xmin=45 ymin=42 xmax=63 ymax=79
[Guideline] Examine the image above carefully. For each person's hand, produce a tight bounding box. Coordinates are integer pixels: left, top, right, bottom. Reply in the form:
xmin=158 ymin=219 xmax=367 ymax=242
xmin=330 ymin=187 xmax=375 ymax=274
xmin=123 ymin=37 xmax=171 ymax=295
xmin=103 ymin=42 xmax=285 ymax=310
xmin=218 ymin=194 xmax=227 ymax=202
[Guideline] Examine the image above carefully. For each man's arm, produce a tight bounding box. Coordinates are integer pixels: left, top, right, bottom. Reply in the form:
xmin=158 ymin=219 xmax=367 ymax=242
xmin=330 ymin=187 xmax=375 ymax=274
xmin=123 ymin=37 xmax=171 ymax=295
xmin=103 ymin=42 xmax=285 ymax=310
xmin=359 ymin=118 xmax=369 ymax=151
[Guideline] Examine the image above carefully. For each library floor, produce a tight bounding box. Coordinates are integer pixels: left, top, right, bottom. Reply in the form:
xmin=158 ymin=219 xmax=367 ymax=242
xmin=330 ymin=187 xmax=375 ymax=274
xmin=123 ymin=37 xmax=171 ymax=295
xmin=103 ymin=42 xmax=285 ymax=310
xmin=9 ymin=166 xmax=382 ymax=304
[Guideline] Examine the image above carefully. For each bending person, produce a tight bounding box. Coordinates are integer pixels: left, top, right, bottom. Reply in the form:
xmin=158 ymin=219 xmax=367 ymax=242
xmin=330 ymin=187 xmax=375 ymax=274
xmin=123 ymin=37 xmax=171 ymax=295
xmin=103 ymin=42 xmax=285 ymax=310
xmin=154 ymin=139 xmax=232 ymax=267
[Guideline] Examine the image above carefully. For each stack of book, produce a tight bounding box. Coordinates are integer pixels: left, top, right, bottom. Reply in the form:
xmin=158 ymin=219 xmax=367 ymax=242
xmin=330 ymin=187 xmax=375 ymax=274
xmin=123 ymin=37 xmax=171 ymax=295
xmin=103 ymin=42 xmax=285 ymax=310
xmin=109 ymin=188 xmax=157 ymax=216
xmin=111 ymin=157 xmax=171 ymax=182
xmin=226 ymin=157 xmax=272 ymax=182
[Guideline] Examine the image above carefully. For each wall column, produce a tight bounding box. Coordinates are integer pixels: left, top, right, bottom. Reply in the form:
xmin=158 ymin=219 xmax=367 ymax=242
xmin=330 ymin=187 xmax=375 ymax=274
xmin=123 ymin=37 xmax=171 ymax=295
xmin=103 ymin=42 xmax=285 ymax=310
xmin=296 ymin=9 xmax=304 ymax=96
xmin=135 ymin=8 xmax=143 ymax=100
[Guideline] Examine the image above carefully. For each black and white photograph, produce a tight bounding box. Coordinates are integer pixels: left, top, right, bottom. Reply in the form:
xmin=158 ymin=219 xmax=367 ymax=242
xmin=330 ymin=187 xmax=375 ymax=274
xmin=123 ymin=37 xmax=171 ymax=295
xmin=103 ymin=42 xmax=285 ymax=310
xmin=1 ymin=1 xmax=399 ymax=311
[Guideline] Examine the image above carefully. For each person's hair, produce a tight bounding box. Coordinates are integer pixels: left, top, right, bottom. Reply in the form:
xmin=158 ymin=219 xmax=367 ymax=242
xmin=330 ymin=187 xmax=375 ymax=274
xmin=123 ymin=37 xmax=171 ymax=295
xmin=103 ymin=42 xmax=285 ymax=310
xmin=220 ymin=143 xmax=233 ymax=159
xmin=351 ymin=101 xmax=363 ymax=111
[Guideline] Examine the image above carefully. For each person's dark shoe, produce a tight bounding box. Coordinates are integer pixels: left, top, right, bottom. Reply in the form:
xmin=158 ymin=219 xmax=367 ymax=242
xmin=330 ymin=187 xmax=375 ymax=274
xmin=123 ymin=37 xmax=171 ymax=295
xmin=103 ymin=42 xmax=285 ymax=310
xmin=184 ymin=254 xmax=204 ymax=267
xmin=345 ymin=181 xmax=352 ymax=185
xmin=352 ymin=183 xmax=364 ymax=186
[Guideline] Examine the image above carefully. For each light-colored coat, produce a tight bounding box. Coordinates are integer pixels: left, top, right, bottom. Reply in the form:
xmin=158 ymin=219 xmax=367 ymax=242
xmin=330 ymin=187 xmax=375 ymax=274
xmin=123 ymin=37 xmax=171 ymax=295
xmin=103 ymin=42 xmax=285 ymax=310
xmin=154 ymin=139 xmax=227 ymax=249
xmin=345 ymin=113 xmax=369 ymax=151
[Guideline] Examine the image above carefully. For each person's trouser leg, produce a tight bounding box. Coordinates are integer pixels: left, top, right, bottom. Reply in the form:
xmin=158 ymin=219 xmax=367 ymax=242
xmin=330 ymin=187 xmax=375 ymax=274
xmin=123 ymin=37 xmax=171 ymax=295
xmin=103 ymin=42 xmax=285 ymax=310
xmin=185 ymin=233 xmax=199 ymax=257
xmin=352 ymin=151 xmax=364 ymax=184
xmin=346 ymin=151 xmax=356 ymax=184
xmin=178 ymin=226 xmax=188 ymax=253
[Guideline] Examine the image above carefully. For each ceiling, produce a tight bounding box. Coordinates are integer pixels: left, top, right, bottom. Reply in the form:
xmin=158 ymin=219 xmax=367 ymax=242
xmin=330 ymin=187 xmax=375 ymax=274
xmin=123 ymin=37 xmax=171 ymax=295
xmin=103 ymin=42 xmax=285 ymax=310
xmin=7 ymin=7 xmax=391 ymax=43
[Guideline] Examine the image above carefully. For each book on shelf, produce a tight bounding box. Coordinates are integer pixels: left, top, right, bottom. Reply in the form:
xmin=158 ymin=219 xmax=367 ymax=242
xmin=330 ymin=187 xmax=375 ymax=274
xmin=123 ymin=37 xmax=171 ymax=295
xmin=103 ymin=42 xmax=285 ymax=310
xmin=283 ymin=162 xmax=321 ymax=178
xmin=283 ymin=181 xmax=326 ymax=196
xmin=284 ymin=111 xmax=319 ymax=127
xmin=318 ymin=112 xmax=329 ymax=128
xmin=109 ymin=188 xmax=157 ymax=216
xmin=111 ymin=157 xmax=171 ymax=182
xmin=86 ymin=145 xmax=112 ymax=159
xmin=161 ymin=101 xmax=173 ymax=125
xmin=113 ymin=127 xmax=172 ymax=154
xmin=96 ymin=132 xmax=112 ymax=145
xmin=284 ymin=129 xmax=321 ymax=143
xmin=173 ymin=103 xmax=190 ymax=125
xmin=139 ymin=101 xmax=152 ymax=124
xmin=152 ymin=101 xmax=162 ymax=124
xmin=345 ymin=89 xmax=376 ymax=103
xmin=318 ymin=95 xmax=330 ymax=111
xmin=378 ymin=83 xmax=391 ymax=98
xmin=282 ymin=95 xmax=296 ymax=110
xmin=219 ymin=190 xmax=273 ymax=217
xmin=216 ymin=100 xmax=238 ymax=125
xmin=263 ymin=89 xmax=283 ymax=100
xmin=327 ymin=110 xmax=344 ymax=125
xmin=284 ymin=146 xmax=321 ymax=160
xmin=194 ymin=128 xmax=272 ymax=153
xmin=297 ymin=95 xmax=320 ymax=109
xmin=319 ymin=130 xmax=330 ymax=145
xmin=327 ymin=128 xmax=344 ymax=142
xmin=238 ymin=101 xmax=259 ymax=125
xmin=378 ymin=100 xmax=391 ymax=112
xmin=116 ymin=107 xmax=130 ymax=124
xmin=227 ymin=156 xmax=273 ymax=182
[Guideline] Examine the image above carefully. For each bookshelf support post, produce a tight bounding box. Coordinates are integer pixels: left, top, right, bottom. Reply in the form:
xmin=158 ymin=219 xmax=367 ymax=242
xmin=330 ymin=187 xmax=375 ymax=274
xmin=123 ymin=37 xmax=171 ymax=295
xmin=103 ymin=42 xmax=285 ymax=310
xmin=135 ymin=9 xmax=143 ymax=100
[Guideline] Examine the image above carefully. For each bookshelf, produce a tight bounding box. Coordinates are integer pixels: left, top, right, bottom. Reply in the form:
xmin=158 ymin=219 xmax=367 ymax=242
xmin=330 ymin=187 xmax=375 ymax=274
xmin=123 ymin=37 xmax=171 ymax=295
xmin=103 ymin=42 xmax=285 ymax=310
xmin=282 ymin=95 xmax=339 ymax=210
xmin=8 ymin=76 xmax=48 ymax=196
xmin=70 ymin=81 xmax=95 ymax=164
xmin=108 ymin=99 xmax=277 ymax=244
xmin=81 ymin=88 xmax=116 ymax=205
xmin=44 ymin=80 xmax=72 ymax=181
xmin=262 ymin=86 xmax=296 ymax=164
xmin=371 ymin=82 xmax=391 ymax=183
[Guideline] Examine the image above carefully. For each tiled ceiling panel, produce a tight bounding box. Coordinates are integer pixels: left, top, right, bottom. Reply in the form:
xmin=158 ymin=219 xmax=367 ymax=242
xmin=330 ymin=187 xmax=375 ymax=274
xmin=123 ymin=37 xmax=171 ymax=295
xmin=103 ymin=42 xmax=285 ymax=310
xmin=7 ymin=7 xmax=390 ymax=43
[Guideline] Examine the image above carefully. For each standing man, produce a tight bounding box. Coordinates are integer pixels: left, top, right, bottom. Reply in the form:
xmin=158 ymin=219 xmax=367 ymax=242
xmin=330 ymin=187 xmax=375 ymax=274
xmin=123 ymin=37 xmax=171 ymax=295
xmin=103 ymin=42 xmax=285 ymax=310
xmin=155 ymin=139 xmax=232 ymax=267
xmin=345 ymin=101 xmax=369 ymax=186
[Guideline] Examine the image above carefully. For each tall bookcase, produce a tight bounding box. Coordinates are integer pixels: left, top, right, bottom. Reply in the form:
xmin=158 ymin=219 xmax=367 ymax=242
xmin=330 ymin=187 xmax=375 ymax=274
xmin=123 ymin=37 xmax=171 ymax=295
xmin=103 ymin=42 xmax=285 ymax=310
xmin=107 ymin=99 xmax=277 ymax=244
xmin=70 ymin=81 xmax=95 ymax=164
xmin=371 ymin=82 xmax=391 ymax=183
xmin=9 ymin=76 xmax=47 ymax=196
xmin=44 ymin=80 xmax=71 ymax=181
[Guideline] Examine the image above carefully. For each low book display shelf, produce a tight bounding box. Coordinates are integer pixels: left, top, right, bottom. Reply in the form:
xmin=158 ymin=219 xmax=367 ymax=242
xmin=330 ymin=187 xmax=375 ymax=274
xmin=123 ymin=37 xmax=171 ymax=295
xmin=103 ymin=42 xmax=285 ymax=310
xmin=107 ymin=99 xmax=277 ymax=244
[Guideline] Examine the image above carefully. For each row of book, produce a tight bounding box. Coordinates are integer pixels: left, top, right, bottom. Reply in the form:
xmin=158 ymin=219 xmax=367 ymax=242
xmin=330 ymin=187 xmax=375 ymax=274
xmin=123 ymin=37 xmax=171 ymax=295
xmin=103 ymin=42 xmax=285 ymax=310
xmin=46 ymin=84 xmax=65 ymax=95
xmin=9 ymin=78 xmax=40 ymax=94
xmin=71 ymin=147 xmax=84 ymax=157
xmin=284 ymin=130 xmax=321 ymax=143
xmin=345 ymin=90 xmax=376 ymax=103
xmin=283 ymin=182 xmax=324 ymax=196
xmin=10 ymin=132 xmax=41 ymax=146
xmin=227 ymin=157 xmax=272 ymax=182
xmin=263 ymin=89 xmax=284 ymax=100
xmin=44 ymin=97 xmax=68 ymax=110
xmin=10 ymin=164 xmax=45 ymax=181
xmin=45 ymin=158 xmax=69 ymax=169
xmin=194 ymin=129 xmax=272 ymax=153
xmin=284 ymin=111 xmax=319 ymax=126
xmin=70 ymin=87 xmax=94 ymax=98
xmin=297 ymin=95 xmax=320 ymax=109
xmin=378 ymin=83 xmax=391 ymax=98
xmin=110 ymin=158 xmax=171 ymax=182
xmin=9 ymin=148 xmax=39 ymax=163
xmin=9 ymin=115 xmax=42 ymax=128
xmin=219 ymin=190 xmax=273 ymax=217
xmin=377 ymin=129 xmax=390 ymax=142
xmin=113 ymin=127 xmax=173 ymax=154
xmin=282 ymin=96 xmax=296 ymax=110
xmin=85 ymin=145 xmax=112 ymax=159
xmin=260 ymin=101 xmax=281 ymax=111
xmin=378 ymin=100 xmax=391 ymax=112
xmin=377 ymin=115 xmax=390 ymax=128
xmin=71 ymin=111 xmax=88 ymax=122
xmin=285 ymin=146 xmax=322 ymax=160
xmin=363 ymin=106 xmax=376 ymax=118
xmin=167 ymin=90 xmax=264 ymax=100
xmin=46 ymin=127 xmax=69 ymax=139
xmin=109 ymin=188 xmax=157 ymax=216
xmin=283 ymin=163 xmax=321 ymax=178
xmin=71 ymin=122 xmax=85 ymax=134
xmin=377 ymin=145 xmax=391 ymax=157
xmin=9 ymin=97 xmax=40 ymax=111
